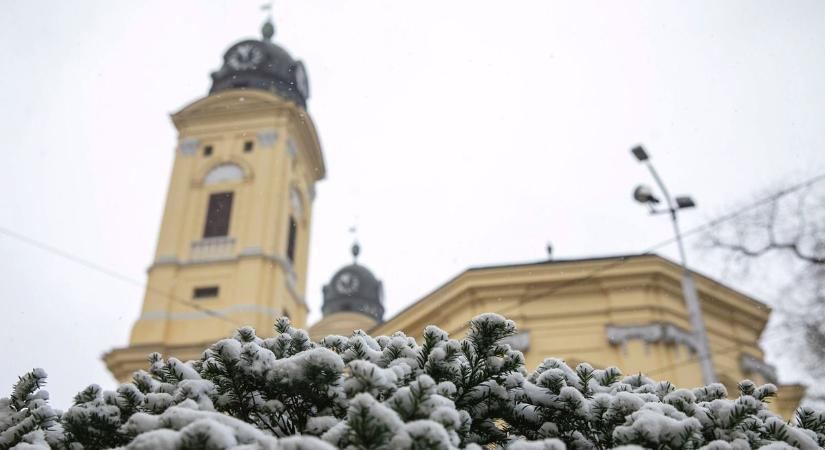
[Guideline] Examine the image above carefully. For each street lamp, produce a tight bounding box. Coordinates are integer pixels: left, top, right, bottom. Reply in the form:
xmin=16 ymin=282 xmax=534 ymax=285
xmin=630 ymin=144 xmax=716 ymax=386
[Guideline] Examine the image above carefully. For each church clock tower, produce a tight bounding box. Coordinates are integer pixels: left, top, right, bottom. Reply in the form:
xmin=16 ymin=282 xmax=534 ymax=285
xmin=105 ymin=20 xmax=325 ymax=381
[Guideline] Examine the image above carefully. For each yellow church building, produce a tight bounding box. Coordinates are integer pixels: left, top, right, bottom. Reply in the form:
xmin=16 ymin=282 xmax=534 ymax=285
xmin=104 ymin=20 xmax=804 ymax=419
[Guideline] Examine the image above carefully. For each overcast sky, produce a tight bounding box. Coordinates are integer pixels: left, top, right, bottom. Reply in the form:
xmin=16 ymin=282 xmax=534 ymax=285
xmin=1 ymin=1 xmax=823 ymax=409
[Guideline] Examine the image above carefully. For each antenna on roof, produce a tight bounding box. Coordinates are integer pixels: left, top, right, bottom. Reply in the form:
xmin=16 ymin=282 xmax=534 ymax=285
xmin=546 ymin=242 xmax=553 ymax=260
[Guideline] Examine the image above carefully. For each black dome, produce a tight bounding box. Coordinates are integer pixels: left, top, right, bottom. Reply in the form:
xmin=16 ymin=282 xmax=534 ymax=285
xmin=322 ymin=263 xmax=385 ymax=322
xmin=210 ymin=35 xmax=309 ymax=108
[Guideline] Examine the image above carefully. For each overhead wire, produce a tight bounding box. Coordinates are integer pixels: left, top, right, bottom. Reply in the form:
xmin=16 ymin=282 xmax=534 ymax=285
xmin=0 ymin=225 xmax=245 ymax=328
xmin=507 ymin=172 xmax=825 ymax=308
xmin=0 ymin=172 xmax=823 ymax=348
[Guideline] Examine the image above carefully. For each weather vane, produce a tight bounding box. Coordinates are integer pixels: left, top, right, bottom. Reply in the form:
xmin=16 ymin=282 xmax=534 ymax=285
xmin=260 ymin=1 xmax=275 ymax=41
xmin=349 ymin=226 xmax=360 ymax=263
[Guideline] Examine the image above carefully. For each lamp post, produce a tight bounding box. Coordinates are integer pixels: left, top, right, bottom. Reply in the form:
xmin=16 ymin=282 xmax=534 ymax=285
xmin=631 ymin=145 xmax=716 ymax=386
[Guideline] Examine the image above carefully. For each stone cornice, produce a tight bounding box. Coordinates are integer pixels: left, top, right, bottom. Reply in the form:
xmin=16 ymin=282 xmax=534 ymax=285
xmin=606 ymin=322 xmax=698 ymax=353
xmin=147 ymin=248 xmax=306 ymax=307
xmin=171 ymin=90 xmax=325 ymax=181
xmin=377 ymin=255 xmax=770 ymax=336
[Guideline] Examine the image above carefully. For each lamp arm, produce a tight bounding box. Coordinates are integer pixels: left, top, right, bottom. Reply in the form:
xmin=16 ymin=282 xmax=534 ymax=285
xmin=643 ymin=162 xmax=676 ymax=214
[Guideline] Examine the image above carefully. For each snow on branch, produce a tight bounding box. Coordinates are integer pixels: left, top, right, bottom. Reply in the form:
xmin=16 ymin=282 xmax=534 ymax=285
xmin=2 ymin=314 xmax=824 ymax=449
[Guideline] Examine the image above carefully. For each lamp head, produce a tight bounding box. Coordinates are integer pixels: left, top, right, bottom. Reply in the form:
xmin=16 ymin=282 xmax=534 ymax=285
xmin=631 ymin=145 xmax=649 ymax=162
xmin=676 ymin=196 xmax=696 ymax=209
xmin=633 ymin=184 xmax=660 ymax=204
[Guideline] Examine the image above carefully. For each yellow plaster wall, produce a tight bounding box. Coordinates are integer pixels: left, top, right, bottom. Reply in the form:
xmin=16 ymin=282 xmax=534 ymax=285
xmin=368 ymin=255 xmax=802 ymax=419
xmin=106 ymin=90 xmax=324 ymax=381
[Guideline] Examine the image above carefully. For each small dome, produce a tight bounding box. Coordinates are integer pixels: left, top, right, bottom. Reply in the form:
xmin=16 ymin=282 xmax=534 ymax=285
xmin=209 ymin=29 xmax=309 ymax=108
xmin=322 ymin=263 xmax=385 ymax=322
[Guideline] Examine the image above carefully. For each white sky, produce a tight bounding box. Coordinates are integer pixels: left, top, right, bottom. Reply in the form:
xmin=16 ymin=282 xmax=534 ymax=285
xmin=1 ymin=1 xmax=823 ymax=409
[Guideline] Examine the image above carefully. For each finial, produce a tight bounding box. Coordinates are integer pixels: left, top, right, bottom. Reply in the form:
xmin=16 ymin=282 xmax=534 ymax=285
xmin=349 ymin=225 xmax=360 ymax=263
xmin=260 ymin=2 xmax=275 ymax=41
xmin=262 ymin=20 xmax=275 ymax=41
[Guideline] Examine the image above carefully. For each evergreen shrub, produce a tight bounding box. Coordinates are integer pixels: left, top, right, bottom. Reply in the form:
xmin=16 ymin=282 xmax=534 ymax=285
xmin=2 ymin=314 xmax=823 ymax=449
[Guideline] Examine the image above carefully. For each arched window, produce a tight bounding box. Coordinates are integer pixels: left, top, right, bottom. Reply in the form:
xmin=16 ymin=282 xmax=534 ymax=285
xmin=286 ymin=216 xmax=298 ymax=263
xmin=204 ymin=163 xmax=244 ymax=185
xmin=203 ymin=192 xmax=233 ymax=237
xmin=290 ymin=187 xmax=304 ymax=218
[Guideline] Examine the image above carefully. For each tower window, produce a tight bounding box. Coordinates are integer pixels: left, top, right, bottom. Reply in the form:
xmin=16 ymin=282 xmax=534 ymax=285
xmin=286 ymin=216 xmax=297 ymax=263
xmin=203 ymin=192 xmax=233 ymax=238
xmin=243 ymin=141 xmax=254 ymax=152
xmin=193 ymin=286 xmax=219 ymax=299
xmin=203 ymin=145 xmax=213 ymax=156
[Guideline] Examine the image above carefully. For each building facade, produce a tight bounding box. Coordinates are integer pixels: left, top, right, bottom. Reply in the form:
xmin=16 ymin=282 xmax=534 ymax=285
xmin=104 ymin=23 xmax=324 ymax=380
xmin=106 ymin=20 xmax=803 ymax=420
xmin=368 ymin=254 xmax=804 ymax=419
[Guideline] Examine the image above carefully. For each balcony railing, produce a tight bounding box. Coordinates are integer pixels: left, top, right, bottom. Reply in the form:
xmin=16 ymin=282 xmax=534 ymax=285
xmin=190 ymin=236 xmax=236 ymax=262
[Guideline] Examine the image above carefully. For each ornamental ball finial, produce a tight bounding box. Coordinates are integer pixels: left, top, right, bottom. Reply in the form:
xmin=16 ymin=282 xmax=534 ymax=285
xmin=262 ymin=20 xmax=275 ymax=41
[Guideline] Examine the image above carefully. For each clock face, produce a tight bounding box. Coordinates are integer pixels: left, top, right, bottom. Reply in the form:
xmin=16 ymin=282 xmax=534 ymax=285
xmin=227 ymin=43 xmax=264 ymax=70
xmin=335 ymin=272 xmax=360 ymax=295
xmin=293 ymin=61 xmax=309 ymax=98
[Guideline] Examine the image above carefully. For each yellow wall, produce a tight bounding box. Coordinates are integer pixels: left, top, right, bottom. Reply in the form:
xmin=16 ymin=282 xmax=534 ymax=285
xmin=103 ymin=87 xmax=801 ymax=423
xmin=368 ymin=255 xmax=803 ymax=419
xmin=105 ymin=89 xmax=324 ymax=381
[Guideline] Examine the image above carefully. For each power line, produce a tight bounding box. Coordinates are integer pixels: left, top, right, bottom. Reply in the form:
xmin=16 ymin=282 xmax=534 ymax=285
xmin=501 ymin=173 xmax=825 ymax=380
xmin=0 ymin=225 xmax=244 ymax=328
xmin=2 ymin=172 xmax=823 ymax=341
xmin=507 ymin=172 xmax=825 ymax=308
xmin=645 ymin=172 xmax=825 ymax=254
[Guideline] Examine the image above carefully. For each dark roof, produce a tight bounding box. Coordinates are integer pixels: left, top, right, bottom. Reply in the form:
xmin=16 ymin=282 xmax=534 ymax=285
xmin=210 ymin=38 xmax=309 ymax=108
xmin=466 ymin=253 xmax=648 ymax=272
xmin=322 ymin=263 xmax=385 ymax=322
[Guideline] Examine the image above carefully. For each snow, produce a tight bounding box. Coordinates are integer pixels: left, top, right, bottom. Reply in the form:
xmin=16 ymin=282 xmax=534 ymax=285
xmin=179 ymin=418 xmax=238 ymax=449
xmin=507 ymin=439 xmax=567 ymax=450
xmin=166 ymin=358 xmax=201 ymax=381
xmin=3 ymin=316 xmax=824 ymax=449
xmin=390 ymin=419 xmax=453 ymax=449
xmin=124 ymin=428 xmax=182 ymax=449
xmin=275 ymin=436 xmax=337 ymax=450
xmin=612 ymin=403 xmax=702 ymax=447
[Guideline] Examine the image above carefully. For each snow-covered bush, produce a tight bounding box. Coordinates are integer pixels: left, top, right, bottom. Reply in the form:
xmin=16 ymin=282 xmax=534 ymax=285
xmin=2 ymin=314 xmax=824 ymax=449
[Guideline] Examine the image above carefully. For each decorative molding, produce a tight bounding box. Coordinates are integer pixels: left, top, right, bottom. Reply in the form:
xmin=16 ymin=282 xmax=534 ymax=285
xmin=204 ymin=163 xmax=245 ymax=185
xmin=147 ymin=248 xmax=305 ymax=307
xmin=286 ymin=138 xmax=298 ymax=159
xmin=606 ymin=322 xmax=699 ymax=353
xmin=155 ymin=254 xmax=179 ymax=265
xmin=180 ymin=138 xmax=199 ymax=155
xmin=290 ymin=187 xmax=304 ymax=218
xmin=502 ymin=332 xmax=530 ymax=352
xmin=193 ymin=158 xmax=254 ymax=188
xmin=139 ymin=303 xmax=282 ymax=321
xmin=239 ymin=246 xmax=264 ymax=257
xmin=740 ymin=354 xmax=778 ymax=383
xmin=257 ymin=130 xmax=278 ymax=148
xmin=190 ymin=236 xmax=236 ymax=262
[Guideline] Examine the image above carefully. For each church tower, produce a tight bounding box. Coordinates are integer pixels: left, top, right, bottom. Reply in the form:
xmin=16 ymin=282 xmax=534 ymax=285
xmin=105 ymin=20 xmax=325 ymax=381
